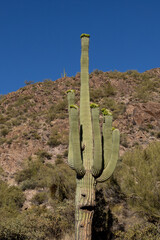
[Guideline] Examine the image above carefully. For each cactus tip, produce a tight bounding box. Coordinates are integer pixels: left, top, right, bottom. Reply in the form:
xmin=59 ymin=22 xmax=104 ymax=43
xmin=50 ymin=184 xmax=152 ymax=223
xmin=80 ymin=33 xmax=90 ymax=38
xmin=70 ymin=104 xmax=79 ymax=109
xmin=90 ymin=103 xmax=99 ymax=108
xmin=101 ymin=108 xmax=112 ymax=116
xmin=66 ymin=89 xmax=75 ymax=94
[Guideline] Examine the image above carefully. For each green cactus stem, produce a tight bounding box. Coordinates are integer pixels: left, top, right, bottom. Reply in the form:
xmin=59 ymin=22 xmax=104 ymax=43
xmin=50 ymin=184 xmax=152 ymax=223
xmin=70 ymin=106 xmax=85 ymax=177
xmin=91 ymin=106 xmax=102 ymax=177
xmin=67 ymin=34 xmax=120 ymax=240
xmin=96 ymin=113 xmax=120 ymax=182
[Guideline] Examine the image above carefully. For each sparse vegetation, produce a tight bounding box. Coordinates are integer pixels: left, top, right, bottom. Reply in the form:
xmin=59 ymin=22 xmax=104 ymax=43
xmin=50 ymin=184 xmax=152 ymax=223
xmin=1 ymin=128 xmax=9 ymax=137
xmin=35 ymin=150 xmax=52 ymax=162
xmin=31 ymin=192 xmax=48 ymax=205
xmin=47 ymin=127 xmax=61 ymax=147
xmin=115 ymin=222 xmax=160 ymax=240
xmin=0 ymin=180 xmax=25 ymax=215
xmin=115 ymin=141 xmax=160 ymax=218
xmin=134 ymin=73 xmax=158 ymax=101
xmin=120 ymin=133 xmax=128 ymax=148
xmin=0 ymin=69 xmax=160 ymax=239
xmin=0 ymin=204 xmax=74 ymax=240
xmin=15 ymin=159 xmax=76 ymax=200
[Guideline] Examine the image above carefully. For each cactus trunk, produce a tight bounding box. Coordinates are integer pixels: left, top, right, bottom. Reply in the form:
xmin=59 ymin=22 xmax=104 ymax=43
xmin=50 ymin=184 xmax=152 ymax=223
xmin=67 ymin=34 xmax=120 ymax=240
xmin=75 ymin=34 xmax=95 ymax=240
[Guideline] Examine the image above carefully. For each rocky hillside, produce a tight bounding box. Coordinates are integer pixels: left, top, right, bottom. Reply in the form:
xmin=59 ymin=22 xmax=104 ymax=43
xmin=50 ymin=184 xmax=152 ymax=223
xmin=0 ymin=69 xmax=160 ymax=239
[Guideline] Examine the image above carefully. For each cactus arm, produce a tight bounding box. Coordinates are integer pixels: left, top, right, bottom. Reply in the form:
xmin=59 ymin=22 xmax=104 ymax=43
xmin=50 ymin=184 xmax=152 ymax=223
xmin=67 ymin=91 xmax=75 ymax=169
xmin=91 ymin=107 xmax=102 ymax=177
xmin=70 ymin=106 xmax=85 ymax=177
xmin=67 ymin=90 xmax=75 ymax=108
xmin=103 ymin=115 xmax=113 ymax=168
xmin=96 ymin=129 xmax=120 ymax=183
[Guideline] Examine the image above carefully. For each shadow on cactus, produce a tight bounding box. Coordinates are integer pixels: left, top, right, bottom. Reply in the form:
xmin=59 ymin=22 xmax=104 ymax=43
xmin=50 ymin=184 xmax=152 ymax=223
xmin=67 ymin=34 xmax=120 ymax=240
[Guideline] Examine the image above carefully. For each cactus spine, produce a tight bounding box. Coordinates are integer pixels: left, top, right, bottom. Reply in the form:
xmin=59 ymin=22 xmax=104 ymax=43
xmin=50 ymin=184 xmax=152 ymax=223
xmin=67 ymin=34 xmax=120 ymax=240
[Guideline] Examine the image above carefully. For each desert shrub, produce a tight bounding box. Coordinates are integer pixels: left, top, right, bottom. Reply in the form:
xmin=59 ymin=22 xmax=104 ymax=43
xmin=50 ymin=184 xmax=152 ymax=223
xmin=120 ymin=133 xmax=128 ymax=148
xmin=23 ymin=130 xmax=41 ymax=140
xmin=0 ymin=137 xmax=6 ymax=145
xmin=63 ymin=149 xmax=68 ymax=157
xmin=15 ymin=161 xmax=42 ymax=183
xmin=29 ymin=130 xmax=41 ymax=140
xmin=0 ymin=167 xmax=4 ymax=176
xmin=47 ymin=128 xmax=61 ymax=147
xmin=0 ymin=94 xmax=5 ymax=101
xmin=115 ymin=141 xmax=160 ymax=218
xmin=24 ymin=80 xmax=34 ymax=85
xmin=1 ymin=128 xmax=9 ymax=137
xmin=103 ymin=82 xmax=116 ymax=96
xmin=115 ymin=222 xmax=160 ymax=240
xmin=156 ymin=132 xmax=160 ymax=138
xmin=55 ymin=154 xmax=63 ymax=165
xmin=11 ymin=118 xmax=22 ymax=126
xmin=100 ymin=98 xmax=126 ymax=119
xmin=14 ymin=95 xmax=33 ymax=107
xmin=47 ymin=106 xmax=56 ymax=122
xmin=31 ymin=192 xmax=48 ymax=205
xmin=90 ymin=83 xmax=116 ymax=102
xmin=0 ymin=204 xmax=74 ymax=240
xmin=50 ymin=163 xmax=76 ymax=201
xmin=107 ymin=70 xmax=128 ymax=79
xmin=90 ymin=88 xmax=104 ymax=101
xmin=15 ymin=161 xmax=76 ymax=201
xmin=126 ymin=70 xmax=141 ymax=79
xmin=92 ymin=69 xmax=102 ymax=75
xmin=21 ymin=180 xmax=38 ymax=191
xmin=0 ymin=180 xmax=25 ymax=215
xmin=56 ymin=99 xmax=67 ymax=113
xmin=47 ymin=135 xmax=61 ymax=147
xmin=0 ymin=115 xmax=7 ymax=124
xmin=35 ymin=150 xmax=52 ymax=162
xmin=134 ymin=76 xmax=157 ymax=101
xmin=6 ymin=138 xmax=13 ymax=145
xmin=47 ymin=99 xmax=67 ymax=122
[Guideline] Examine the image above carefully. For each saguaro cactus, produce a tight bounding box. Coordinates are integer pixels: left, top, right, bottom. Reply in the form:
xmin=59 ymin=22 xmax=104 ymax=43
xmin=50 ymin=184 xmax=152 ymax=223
xmin=67 ymin=34 xmax=120 ymax=240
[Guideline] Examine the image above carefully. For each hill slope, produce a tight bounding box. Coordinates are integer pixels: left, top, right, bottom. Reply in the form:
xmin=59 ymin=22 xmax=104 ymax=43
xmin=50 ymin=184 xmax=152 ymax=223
xmin=0 ymin=69 xmax=160 ymax=239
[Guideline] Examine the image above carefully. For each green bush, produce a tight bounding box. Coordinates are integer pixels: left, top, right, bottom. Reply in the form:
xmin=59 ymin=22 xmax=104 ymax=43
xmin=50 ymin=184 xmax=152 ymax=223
xmin=1 ymin=128 xmax=9 ymax=137
xmin=115 ymin=141 xmax=160 ymax=218
xmin=47 ymin=128 xmax=61 ymax=147
xmin=0 ymin=115 xmax=7 ymax=124
xmin=90 ymin=88 xmax=104 ymax=101
xmin=120 ymin=133 xmax=128 ymax=148
xmin=35 ymin=150 xmax=52 ymax=162
xmin=0 ymin=137 xmax=6 ymax=145
xmin=15 ymin=160 xmax=76 ymax=201
xmin=31 ymin=192 xmax=48 ymax=205
xmin=47 ymin=99 xmax=67 ymax=122
xmin=55 ymin=154 xmax=63 ymax=165
xmin=134 ymin=76 xmax=157 ymax=101
xmin=103 ymin=82 xmax=116 ymax=96
xmin=0 ymin=180 xmax=25 ymax=215
xmin=90 ymin=83 xmax=116 ymax=102
xmin=115 ymin=222 xmax=160 ymax=240
xmin=157 ymin=132 xmax=160 ymax=138
xmin=0 ymin=204 xmax=74 ymax=240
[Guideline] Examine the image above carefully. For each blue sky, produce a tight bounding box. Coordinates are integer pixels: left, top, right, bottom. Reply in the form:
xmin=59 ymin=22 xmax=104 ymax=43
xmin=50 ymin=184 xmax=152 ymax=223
xmin=0 ymin=0 xmax=160 ymax=94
